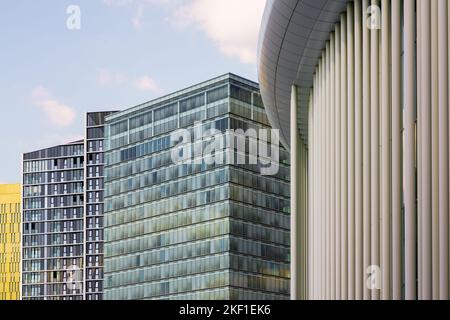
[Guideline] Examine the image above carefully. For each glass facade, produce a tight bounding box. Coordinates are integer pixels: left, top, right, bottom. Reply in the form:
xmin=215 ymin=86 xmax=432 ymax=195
xmin=103 ymin=74 xmax=291 ymax=300
xmin=22 ymin=141 xmax=85 ymax=300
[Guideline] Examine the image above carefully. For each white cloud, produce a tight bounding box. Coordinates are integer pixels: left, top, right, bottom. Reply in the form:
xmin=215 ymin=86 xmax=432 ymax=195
xmin=135 ymin=76 xmax=162 ymax=93
xmin=169 ymin=0 xmax=266 ymax=64
xmin=101 ymin=0 xmax=265 ymax=64
xmin=31 ymin=86 xmax=76 ymax=127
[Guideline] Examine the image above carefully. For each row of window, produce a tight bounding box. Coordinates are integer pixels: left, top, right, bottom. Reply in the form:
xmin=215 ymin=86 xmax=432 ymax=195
xmin=105 ymin=253 xmax=289 ymax=290
xmin=230 ymin=184 xmax=290 ymax=213
xmin=23 ymin=233 xmax=83 ymax=247
xmin=0 ymin=203 xmax=20 ymax=215
xmin=22 ymin=284 xmax=83 ymax=298
xmin=0 ymin=223 xmax=20 ymax=234
xmin=152 ymin=287 xmax=287 ymax=301
xmin=24 ymin=157 xmax=84 ymax=174
xmin=105 ymin=237 xmax=229 ymax=273
xmin=23 ymin=195 xmax=84 ymax=210
xmin=23 ymin=182 xmax=84 ymax=197
xmin=105 ymin=269 xmax=288 ymax=299
xmin=105 ymin=270 xmax=229 ymax=299
xmin=106 ymin=202 xmax=228 ymax=241
xmin=106 ymin=208 xmax=287 ymax=248
xmin=24 ymin=144 xmax=83 ymax=161
xmin=23 ymin=257 xmax=83 ymax=272
xmin=105 ymin=236 xmax=289 ymax=282
xmin=105 ymin=161 xmax=227 ymax=199
xmin=106 ymin=102 xmax=229 ymax=153
xmin=0 ymin=251 xmax=20 ymax=264
xmin=23 ymin=208 xmax=83 ymax=223
xmin=106 ymin=254 xmax=229 ymax=288
xmin=230 ymin=167 xmax=290 ymax=197
xmin=105 ymin=218 xmax=230 ymax=257
xmin=105 ymin=176 xmax=229 ymax=212
xmin=24 ymin=169 xmax=84 ymax=185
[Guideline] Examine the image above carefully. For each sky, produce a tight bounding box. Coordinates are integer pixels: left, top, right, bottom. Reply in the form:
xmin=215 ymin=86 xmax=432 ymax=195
xmin=0 ymin=0 xmax=266 ymax=183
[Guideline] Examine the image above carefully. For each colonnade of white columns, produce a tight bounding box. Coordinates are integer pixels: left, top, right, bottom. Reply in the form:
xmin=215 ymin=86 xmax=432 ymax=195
xmin=292 ymin=0 xmax=450 ymax=300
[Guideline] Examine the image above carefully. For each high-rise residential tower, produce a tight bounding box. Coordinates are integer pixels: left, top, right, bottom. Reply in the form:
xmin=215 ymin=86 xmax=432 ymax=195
xmin=21 ymin=112 xmax=115 ymax=300
xmin=22 ymin=141 xmax=85 ymax=300
xmin=258 ymin=0 xmax=450 ymax=300
xmin=0 ymin=184 xmax=21 ymax=300
xmin=103 ymin=74 xmax=291 ymax=300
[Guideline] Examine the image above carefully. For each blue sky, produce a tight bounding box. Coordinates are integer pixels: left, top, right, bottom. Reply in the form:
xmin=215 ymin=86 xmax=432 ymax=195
xmin=0 ymin=0 xmax=265 ymax=183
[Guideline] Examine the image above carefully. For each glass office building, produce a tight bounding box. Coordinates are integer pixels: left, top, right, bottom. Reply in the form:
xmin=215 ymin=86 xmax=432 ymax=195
xmin=103 ymin=74 xmax=291 ymax=300
xmin=22 ymin=141 xmax=85 ymax=300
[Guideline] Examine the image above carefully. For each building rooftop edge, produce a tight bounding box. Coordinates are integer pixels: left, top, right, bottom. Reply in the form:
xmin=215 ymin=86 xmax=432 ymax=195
xmin=105 ymin=73 xmax=259 ymax=123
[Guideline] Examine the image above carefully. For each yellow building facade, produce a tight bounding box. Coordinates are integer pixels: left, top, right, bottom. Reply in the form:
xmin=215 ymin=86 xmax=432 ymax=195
xmin=0 ymin=184 xmax=21 ymax=300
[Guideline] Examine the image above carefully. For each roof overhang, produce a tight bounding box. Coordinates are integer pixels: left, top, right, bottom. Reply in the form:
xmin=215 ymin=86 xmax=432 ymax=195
xmin=257 ymin=0 xmax=350 ymax=149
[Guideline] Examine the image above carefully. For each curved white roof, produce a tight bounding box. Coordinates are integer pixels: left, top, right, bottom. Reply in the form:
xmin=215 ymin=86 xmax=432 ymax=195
xmin=258 ymin=0 xmax=349 ymax=148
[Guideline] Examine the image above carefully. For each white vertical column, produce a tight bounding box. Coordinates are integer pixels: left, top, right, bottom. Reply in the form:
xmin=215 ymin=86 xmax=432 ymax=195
xmin=340 ymin=14 xmax=349 ymax=300
xmin=404 ymin=0 xmax=417 ymax=300
xmin=391 ymin=0 xmax=403 ymax=300
xmin=354 ymin=0 xmax=363 ymax=300
xmin=417 ymin=0 xmax=423 ymax=300
xmin=419 ymin=0 xmax=432 ymax=300
xmin=312 ymin=72 xmax=317 ymax=300
xmin=431 ymin=0 xmax=440 ymax=301
xmin=347 ymin=3 xmax=356 ymax=300
xmin=325 ymin=42 xmax=331 ymax=300
xmin=381 ymin=0 xmax=391 ymax=300
xmin=290 ymin=85 xmax=300 ymax=300
xmin=330 ymin=33 xmax=336 ymax=301
xmin=448 ymin=0 xmax=450 ymax=300
xmin=303 ymin=137 xmax=308 ymax=300
xmin=370 ymin=0 xmax=380 ymax=301
xmin=362 ymin=0 xmax=372 ymax=300
xmin=320 ymin=55 xmax=326 ymax=299
xmin=335 ymin=23 xmax=342 ymax=300
xmin=317 ymin=52 xmax=326 ymax=300
xmin=314 ymin=63 xmax=322 ymax=299
xmin=308 ymin=93 xmax=313 ymax=300
xmin=438 ymin=0 xmax=449 ymax=300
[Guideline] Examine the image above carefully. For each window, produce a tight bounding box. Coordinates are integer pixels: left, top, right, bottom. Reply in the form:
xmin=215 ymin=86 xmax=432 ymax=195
xmin=110 ymin=120 xmax=128 ymax=136
xmin=154 ymin=104 xmax=177 ymax=121
xmin=207 ymin=85 xmax=228 ymax=103
xmin=230 ymin=85 xmax=252 ymax=104
xmin=180 ymin=94 xmax=205 ymax=113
